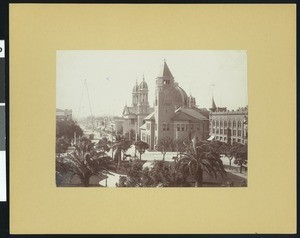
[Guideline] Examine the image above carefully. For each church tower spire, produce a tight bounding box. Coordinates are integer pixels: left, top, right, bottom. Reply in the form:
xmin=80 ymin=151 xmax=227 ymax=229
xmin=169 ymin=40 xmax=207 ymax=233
xmin=210 ymin=97 xmax=217 ymax=112
xmin=156 ymin=60 xmax=174 ymax=86
xmin=132 ymin=79 xmax=139 ymax=107
xmin=138 ymin=75 xmax=149 ymax=107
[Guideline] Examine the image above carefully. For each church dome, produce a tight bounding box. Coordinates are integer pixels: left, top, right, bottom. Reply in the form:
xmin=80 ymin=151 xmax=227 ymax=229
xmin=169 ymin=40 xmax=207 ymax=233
xmin=132 ymin=80 xmax=139 ymax=93
xmin=132 ymin=83 xmax=139 ymax=93
xmin=139 ymin=76 xmax=148 ymax=90
xmin=173 ymin=85 xmax=188 ymax=107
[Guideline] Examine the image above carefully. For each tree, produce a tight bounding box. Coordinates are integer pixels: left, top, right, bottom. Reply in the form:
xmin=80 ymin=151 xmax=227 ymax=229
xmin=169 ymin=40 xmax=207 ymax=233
xmin=156 ymin=137 xmax=173 ymax=161
xmin=134 ymin=140 xmax=149 ymax=160
xmin=56 ymin=136 xmax=70 ymax=153
xmin=231 ymin=142 xmax=248 ymax=173
xmin=124 ymin=129 xmax=136 ymax=141
xmin=112 ymin=135 xmax=132 ymax=170
xmin=56 ymin=119 xmax=84 ymax=154
xmin=116 ymin=160 xmax=144 ymax=187
xmin=176 ymin=139 xmax=226 ymax=187
xmin=117 ymin=160 xmax=190 ymax=187
xmin=117 ymin=128 xmax=123 ymax=135
xmin=174 ymin=137 xmax=189 ymax=158
xmin=96 ymin=137 xmax=111 ymax=153
xmin=146 ymin=160 xmax=172 ymax=187
xmin=56 ymin=137 xmax=116 ymax=187
xmin=219 ymin=142 xmax=234 ymax=170
xmin=56 ymin=119 xmax=83 ymax=140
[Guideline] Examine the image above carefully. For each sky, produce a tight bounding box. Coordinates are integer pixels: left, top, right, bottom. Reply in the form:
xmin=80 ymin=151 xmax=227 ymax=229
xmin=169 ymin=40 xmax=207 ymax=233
xmin=56 ymin=50 xmax=247 ymax=118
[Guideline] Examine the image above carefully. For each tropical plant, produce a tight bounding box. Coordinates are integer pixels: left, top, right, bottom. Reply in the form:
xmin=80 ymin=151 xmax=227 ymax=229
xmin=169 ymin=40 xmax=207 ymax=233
xmin=117 ymin=128 xmax=123 ymax=135
xmin=124 ymin=129 xmax=136 ymax=141
xmin=56 ymin=136 xmax=70 ymax=153
xmin=116 ymin=160 xmax=144 ymax=187
xmin=176 ymin=139 xmax=226 ymax=187
xmin=117 ymin=160 xmax=190 ymax=187
xmin=134 ymin=140 xmax=149 ymax=160
xmin=146 ymin=160 xmax=172 ymax=187
xmin=112 ymin=135 xmax=132 ymax=170
xmin=56 ymin=137 xmax=116 ymax=187
xmin=96 ymin=137 xmax=111 ymax=153
xmin=174 ymin=137 xmax=189 ymax=158
xmin=156 ymin=137 xmax=173 ymax=160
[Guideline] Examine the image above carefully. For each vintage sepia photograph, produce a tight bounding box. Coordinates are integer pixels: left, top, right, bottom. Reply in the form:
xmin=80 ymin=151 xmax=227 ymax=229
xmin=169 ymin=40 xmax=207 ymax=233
xmin=56 ymin=50 xmax=248 ymax=187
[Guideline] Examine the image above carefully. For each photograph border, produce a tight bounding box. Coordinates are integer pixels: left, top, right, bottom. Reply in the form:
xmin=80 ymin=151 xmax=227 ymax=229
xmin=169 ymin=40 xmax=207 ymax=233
xmin=10 ymin=1 xmax=296 ymax=234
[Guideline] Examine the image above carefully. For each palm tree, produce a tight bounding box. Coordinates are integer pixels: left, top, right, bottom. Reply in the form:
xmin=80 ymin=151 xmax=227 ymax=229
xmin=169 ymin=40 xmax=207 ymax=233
xmin=96 ymin=137 xmax=111 ymax=153
xmin=56 ymin=137 xmax=116 ymax=187
xmin=174 ymin=137 xmax=188 ymax=159
xmin=112 ymin=135 xmax=132 ymax=170
xmin=176 ymin=139 xmax=226 ymax=187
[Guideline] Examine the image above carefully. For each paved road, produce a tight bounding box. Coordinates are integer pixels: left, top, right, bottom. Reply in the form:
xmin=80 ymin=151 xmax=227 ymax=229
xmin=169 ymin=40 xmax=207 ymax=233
xmin=126 ymin=145 xmax=177 ymax=161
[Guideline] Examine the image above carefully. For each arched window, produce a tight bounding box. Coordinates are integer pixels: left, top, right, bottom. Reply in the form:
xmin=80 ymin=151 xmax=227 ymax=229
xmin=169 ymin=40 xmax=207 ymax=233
xmin=238 ymin=120 xmax=242 ymax=128
xmin=220 ymin=121 xmax=223 ymax=127
xmin=228 ymin=120 xmax=231 ymax=128
xmin=224 ymin=121 xmax=227 ymax=127
xmin=212 ymin=120 xmax=215 ymax=126
xmin=233 ymin=121 xmax=236 ymax=128
xmin=216 ymin=121 xmax=219 ymax=127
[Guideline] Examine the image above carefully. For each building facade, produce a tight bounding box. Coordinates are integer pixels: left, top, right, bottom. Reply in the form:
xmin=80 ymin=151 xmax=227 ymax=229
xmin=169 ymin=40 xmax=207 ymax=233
xmin=122 ymin=76 xmax=154 ymax=139
xmin=122 ymin=60 xmax=209 ymax=150
xmin=56 ymin=108 xmax=72 ymax=121
xmin=208 ymin=101 xmax=248 ymax=144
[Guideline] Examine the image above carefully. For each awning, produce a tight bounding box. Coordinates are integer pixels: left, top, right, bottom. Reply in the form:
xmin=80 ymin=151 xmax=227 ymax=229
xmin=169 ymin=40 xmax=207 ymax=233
xmin=207 ymin=135 xmax=215 ymax=141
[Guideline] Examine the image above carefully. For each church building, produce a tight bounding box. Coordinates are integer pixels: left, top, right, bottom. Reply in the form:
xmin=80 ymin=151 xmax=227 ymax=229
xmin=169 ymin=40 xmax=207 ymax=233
xmin=122 ymin=76 xmax=154 ymax=139
xmin=122 ymin=60 xmax=210 ymax=150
